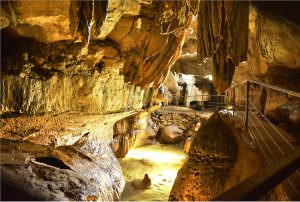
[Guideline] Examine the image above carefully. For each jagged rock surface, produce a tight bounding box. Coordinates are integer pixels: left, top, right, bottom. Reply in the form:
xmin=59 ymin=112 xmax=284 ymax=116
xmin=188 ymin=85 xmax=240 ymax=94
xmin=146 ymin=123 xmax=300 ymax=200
xmin=1 ymin=137 xmax=125 ymax=201
xmin=197 ymin=1 xmax=249 ymax=93
xmin=151 ymin=109 xmax=205 ymax=145
xmin=111 ymin=112 xmax=157 ymax=158
xmin=1 ymin=0 xmax=195 ymax=115
xmin=169 ymin=113 xmax=238 ymax=201
xmin=233 ymin=4 xmax=300 ymax=91
xmin=232 ymin=3 xmax=300 ymax=135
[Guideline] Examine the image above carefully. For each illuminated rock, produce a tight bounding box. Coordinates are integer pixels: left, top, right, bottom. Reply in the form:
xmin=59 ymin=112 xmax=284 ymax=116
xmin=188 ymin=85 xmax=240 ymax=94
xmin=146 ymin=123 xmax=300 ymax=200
xmin=1 ymin=137 xmax=125 ymax=201
xmin=197 ymin=1 xmax=249 ymax=93
xmin=169 ymin=112 xmax=238 ymax=200
xmin=1 ymin=0 xmax=195 ymax=115
xmin=131 ymin=174 xmax=151 ymax=190
xmin=158 ymin=125 xmax=184 ymax=144
xmin=183 ymin=137 xmax=193 ymax=153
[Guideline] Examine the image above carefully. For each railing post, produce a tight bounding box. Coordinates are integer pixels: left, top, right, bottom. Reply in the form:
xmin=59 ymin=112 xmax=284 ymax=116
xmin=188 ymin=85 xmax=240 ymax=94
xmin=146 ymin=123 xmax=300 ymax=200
xmin=244 ymin=81 xmax=250 ymax=128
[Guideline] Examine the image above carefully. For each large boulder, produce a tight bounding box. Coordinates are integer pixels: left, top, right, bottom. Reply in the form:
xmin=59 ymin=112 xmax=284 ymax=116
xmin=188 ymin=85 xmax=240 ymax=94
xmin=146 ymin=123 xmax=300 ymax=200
xmin=1 ymin=137 xmax=125 ymax=201
xmin=157 ymin=125 xmax=184 ymax=144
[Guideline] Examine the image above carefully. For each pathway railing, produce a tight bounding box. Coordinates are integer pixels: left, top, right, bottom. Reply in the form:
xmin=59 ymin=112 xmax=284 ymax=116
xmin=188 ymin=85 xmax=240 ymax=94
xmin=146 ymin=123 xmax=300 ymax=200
xmin=218 ymin=79 xmax=300 ymax=200
xmin=162 ymin=94 xmax=226 ymax=110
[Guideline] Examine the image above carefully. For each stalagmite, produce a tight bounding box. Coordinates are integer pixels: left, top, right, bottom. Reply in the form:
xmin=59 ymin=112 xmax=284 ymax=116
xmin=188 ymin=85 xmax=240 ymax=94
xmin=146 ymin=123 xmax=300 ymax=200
xmin=169 ymin=112 xmax=238 ymax=200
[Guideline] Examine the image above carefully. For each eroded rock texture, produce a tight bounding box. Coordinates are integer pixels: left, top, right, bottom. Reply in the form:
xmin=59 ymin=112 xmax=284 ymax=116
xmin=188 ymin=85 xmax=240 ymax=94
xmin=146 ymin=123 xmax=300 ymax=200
xmin=111 ymin=112 xmax=157 ymax=158
xmin=233 ymin=3 xmax=300 ymax=90
xmin=197 ymin=1 xmax=249 ymax=93
xmin=232 ymin=3 xmax=300 ymax=134
xmin=1 ymin=0 xmax=196 ymax=115
xmin=169 ymin=113 xmax=238 ymax=201
xmin=1 ymin=137 xmax=125 ymax=201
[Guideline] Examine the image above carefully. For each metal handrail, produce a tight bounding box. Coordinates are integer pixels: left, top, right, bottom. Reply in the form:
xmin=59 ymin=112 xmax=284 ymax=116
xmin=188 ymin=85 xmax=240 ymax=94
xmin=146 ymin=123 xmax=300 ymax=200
xmin=229 ymin=79 xmax=300 ymax=98
xmin=221 ymin=79 xmax=300 ymax=200
xmin=214 ymin=146 xmax=300 ymax=201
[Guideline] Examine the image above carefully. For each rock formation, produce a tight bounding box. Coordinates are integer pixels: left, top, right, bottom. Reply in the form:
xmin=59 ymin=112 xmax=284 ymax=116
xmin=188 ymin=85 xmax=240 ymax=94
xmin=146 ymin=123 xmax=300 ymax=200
xmin=1 ymin=0 xmax=197 ymax=115
xmin=1 ymin=136 xmax=124 ymax=201
xmin=232 ymin=2 xmax=300 ymax=134
xmin=169 ymin=112 xmax=238 ymax=201
xmin=197 ymin=1 xmax=249 ymax=93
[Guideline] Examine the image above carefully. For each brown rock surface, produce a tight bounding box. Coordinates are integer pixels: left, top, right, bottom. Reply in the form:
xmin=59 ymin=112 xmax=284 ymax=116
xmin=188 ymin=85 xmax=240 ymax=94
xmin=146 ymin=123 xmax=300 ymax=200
xmin=1 ymin=137 xmax=125 ymax=201
xmin=158 ymin=125 xmax=184 ymax=144
xmin=169 ymin=113 xmax=238 ymax=201
xmin=1 ymin=0 xmax=195 ymax=115
xmin=197 ymin=1 xmax=249 ymax=93
xmin=233 ymin=4 xmax=300 ymax=92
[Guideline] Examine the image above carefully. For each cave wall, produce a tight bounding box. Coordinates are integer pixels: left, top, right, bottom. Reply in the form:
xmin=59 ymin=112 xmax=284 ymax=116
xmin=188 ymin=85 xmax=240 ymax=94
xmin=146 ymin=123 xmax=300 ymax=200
xmin=1 ymin=0 xmax=196 ymax=115
xmin=233 ymin=4 xmax=300 ymax=89
xmin=232 ymin=3 xmax=300 ymax=133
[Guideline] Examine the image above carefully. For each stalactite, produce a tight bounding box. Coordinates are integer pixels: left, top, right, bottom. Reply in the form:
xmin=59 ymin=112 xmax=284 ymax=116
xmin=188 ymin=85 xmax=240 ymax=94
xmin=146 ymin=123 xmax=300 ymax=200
xmin=197 ymin=1 xmax=249 ymax=93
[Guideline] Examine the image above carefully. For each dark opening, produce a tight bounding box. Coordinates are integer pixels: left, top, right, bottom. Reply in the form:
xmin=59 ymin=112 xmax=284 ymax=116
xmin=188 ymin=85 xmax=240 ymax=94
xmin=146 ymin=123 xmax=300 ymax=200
xmin=35 ymin=157 xmax=71 ymax=170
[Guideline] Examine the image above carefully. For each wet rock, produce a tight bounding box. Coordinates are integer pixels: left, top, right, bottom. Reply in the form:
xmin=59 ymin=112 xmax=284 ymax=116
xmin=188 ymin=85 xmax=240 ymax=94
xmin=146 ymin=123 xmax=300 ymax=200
xmin=131 ymin=174 xmax=151 ymax=190
xmin=1 ymin=137 xmax=125 ymax=201
xmin=112 ymin=112 xmax=157 ymax=152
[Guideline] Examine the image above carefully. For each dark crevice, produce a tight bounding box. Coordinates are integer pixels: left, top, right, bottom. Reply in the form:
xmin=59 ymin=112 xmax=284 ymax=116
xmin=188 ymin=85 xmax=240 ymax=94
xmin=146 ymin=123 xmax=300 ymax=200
xmin=254 ymin=1 xmax=300 ymax=25
xmin=35 ymin=157 xmax=72 ymax=170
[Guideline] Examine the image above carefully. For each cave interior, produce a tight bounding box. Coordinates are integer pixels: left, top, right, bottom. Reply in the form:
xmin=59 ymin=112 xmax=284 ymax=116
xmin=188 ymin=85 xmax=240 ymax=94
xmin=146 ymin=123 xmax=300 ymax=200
xmin=1 ymin=0 xmax=300 ymax=201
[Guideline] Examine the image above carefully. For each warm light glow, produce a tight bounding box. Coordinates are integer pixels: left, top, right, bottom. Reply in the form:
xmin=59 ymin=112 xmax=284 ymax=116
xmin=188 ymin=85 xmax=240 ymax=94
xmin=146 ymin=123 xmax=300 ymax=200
xmin=204 ymin=74 xmax=213 ymax=81
xmin=120 ymin=144 xmax=187 ymax=200
xmin=125 ymin=147 xmax=186 ymax=164
xmin=220 ymin=108 xmax=234 ymax=116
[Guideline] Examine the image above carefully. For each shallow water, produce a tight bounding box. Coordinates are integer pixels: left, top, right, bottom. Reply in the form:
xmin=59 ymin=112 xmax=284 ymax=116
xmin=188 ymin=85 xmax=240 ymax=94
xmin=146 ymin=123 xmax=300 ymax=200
xmin=120 ymin=144 xmax=187 ymax=201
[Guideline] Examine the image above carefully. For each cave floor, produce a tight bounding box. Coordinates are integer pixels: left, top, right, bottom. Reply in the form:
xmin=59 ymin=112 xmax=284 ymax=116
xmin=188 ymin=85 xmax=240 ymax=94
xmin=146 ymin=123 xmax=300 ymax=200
xmin=119 ymin=144 xmax=187 ymax=201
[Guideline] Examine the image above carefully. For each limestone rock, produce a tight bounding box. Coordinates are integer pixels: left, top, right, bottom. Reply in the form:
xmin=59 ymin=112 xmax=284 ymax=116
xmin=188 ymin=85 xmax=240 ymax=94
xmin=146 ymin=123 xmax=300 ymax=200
xmin=233 ymin=3 xmax=300 ymax=97
xmin=1 ymin=0 xmax=194 ymax=115
xmin=268 ymin=100 xmax=300 ymax=131
xmin=163 ymin=71 xmax=179 ymax=94
xmin=157 ymin=125 xmax=183 ymax=144
xmin=184 ymin=137 xmax=193 ymax=153
xmin=113 ymin=135 xmax=129 ymax=158
xmin=256 ymin=7 xmax=300 ymax=69
xmin=189 ymin=112 xmax=238 ymax=161
xmin=169 ymin=112 xmax=238 ymax=201
xmin=131 ymin=174 xmax=151 ymax=190
xmin=197 ymin=1 xmax=249 ymax=93
xmin=169 ymin=161 xmax=228 ymax=201
xmin=1 ymin=137 xmax=125 ymax=201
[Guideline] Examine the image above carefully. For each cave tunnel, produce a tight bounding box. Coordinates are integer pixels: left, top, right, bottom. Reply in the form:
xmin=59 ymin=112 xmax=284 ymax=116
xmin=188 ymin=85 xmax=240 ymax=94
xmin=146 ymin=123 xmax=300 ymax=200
xmin=1 ymin=0 xmax=300 ymax=201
